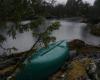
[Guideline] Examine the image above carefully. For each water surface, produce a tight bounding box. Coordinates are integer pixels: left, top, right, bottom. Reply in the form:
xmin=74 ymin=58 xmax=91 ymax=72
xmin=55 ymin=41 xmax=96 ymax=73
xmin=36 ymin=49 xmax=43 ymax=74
xmin=0 ymin=20 xmax=100 ymax=54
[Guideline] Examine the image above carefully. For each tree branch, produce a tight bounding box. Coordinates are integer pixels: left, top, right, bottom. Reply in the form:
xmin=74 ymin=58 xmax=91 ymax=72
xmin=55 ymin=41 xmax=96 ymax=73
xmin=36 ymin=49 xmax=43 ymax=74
xmin=30 ymin=36 xmax=41 ymax=50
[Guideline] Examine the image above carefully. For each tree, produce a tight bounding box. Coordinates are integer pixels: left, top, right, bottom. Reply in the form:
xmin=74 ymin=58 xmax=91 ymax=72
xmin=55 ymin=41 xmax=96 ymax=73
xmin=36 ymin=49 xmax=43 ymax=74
xmin=84 ymin=0 xmax=100 ymax=24
xmin=65 ymin=0 xmax=91 ymax=17
xmin=66 ymin=0 xmax=78 ymax=17
xmin=79 ymin=2 xmax=91 ymax=17
xmin=94 ymin=0 xmax=100 ymax=18
xmin=53 ymin=4 xmax=66 ymax=17
xmin=0 ymin=0 xmax=60 ymax=50
xmin=0 ymin=0 xmax=60 ymax=79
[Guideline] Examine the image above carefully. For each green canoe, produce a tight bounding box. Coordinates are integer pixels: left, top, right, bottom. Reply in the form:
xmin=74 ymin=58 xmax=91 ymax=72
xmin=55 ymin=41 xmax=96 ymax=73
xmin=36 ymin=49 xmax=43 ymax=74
xmin=16 ymin=40 xmax=69 ymax=80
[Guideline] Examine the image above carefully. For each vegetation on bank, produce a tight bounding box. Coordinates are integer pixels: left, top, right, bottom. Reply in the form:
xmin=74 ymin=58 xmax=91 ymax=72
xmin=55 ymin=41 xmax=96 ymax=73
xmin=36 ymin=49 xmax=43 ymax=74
xmin=89 ymin=23 xmax=100 ymax=36
xmin=90 ymin=27 xmax=100 ymax=36
xmin=86 ymin=0 xmax=100 ymax=36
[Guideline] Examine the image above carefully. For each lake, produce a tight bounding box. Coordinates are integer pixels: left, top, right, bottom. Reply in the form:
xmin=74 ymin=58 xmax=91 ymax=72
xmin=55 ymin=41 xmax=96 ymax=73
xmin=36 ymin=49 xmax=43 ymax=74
xmin=0 ymin=20 xmax=100 ymax=54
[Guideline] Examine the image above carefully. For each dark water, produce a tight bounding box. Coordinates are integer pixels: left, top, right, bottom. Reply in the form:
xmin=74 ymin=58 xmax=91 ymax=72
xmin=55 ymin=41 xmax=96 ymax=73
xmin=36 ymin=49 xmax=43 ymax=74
xmin=0 ymin=20 xmax=100 ymax=54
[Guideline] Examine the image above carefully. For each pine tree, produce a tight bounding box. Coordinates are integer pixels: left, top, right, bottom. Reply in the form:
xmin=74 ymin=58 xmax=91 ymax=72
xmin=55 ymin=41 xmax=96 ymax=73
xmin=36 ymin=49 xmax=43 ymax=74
xmin=94 ymin=0 xmax=100 ymax=18
xmin=0 ymin=0 xmax=60 ymax=79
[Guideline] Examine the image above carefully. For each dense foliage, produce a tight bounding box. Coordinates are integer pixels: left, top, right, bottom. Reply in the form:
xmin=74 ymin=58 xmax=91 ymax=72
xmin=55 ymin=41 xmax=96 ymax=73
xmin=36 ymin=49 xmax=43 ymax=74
xmin=93 ymin=0 xmax=100 ymax=19
xmin=42 ymin=0 xmax=91 ymax=18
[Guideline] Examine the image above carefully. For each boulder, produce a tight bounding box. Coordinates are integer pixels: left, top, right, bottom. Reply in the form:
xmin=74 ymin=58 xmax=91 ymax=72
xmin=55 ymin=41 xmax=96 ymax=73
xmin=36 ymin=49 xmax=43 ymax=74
xmin=68 ymin=39 xmax=85 ymax=50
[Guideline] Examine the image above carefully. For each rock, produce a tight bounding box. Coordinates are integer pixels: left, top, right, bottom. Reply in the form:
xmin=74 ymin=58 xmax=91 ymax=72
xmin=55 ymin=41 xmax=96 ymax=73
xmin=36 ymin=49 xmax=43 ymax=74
xmin=68 ymin=39 xmax=85 ymax=50
xmin=86 ymin=62 xmax=99 ymax=80
xmin=66 ymin=59 xmax=87 ymax=80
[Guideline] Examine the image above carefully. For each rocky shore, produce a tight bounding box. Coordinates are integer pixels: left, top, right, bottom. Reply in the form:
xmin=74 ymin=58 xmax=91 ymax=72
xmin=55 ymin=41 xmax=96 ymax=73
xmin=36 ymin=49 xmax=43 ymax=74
xmin=49 ymin=39 xmax=100 ymax=80
xmin=0 ymin=39 xmax=100 ymax=80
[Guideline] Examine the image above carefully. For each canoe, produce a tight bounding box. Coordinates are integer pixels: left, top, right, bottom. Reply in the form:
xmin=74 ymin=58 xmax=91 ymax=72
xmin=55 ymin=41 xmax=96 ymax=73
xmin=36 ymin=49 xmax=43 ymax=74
xmin=16 ymin=40 xmax=69 ymax=80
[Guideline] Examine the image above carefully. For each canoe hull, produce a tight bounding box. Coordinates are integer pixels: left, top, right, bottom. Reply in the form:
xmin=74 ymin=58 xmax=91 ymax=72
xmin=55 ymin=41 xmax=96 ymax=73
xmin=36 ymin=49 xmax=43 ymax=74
xmin=16 ymin=40 xmax=69 ymax=80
